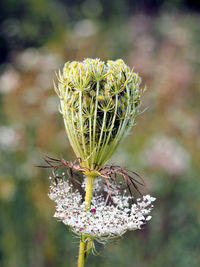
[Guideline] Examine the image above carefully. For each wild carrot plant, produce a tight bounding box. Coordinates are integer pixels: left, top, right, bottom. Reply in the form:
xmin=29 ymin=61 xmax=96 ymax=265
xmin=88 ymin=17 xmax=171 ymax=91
xmin=46 ymin=58 xmax=155 ymax=267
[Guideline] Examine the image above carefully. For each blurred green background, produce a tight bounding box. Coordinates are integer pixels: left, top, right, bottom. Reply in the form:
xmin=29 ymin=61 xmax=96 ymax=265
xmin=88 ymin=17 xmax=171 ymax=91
xmin=0 ymin=0 xmax=200 ymax=266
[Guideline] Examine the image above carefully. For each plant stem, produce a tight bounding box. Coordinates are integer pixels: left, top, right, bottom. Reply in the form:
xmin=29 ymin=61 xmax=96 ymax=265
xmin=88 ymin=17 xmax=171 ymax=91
xmin=77 ymin=237 xmax=86 ymax=267
xmin=77 ymin=174 xmax=95 ymax=267
xmin=84 ymin=175 xmax=95 ymax=209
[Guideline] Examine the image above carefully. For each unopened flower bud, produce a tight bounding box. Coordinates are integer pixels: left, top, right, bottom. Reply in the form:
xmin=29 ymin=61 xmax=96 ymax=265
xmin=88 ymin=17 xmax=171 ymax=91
xmin=55 ymin=58 xmax=144 ymax=170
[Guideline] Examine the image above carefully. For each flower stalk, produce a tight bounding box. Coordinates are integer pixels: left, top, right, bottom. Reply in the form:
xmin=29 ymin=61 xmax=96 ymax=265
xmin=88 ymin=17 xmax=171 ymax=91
xmin=84 ymin=174 xmax=95 ymax=209
xmin=78 ymin=173 xmax=96 ymax=267
xmin=78 ymin=238 xmax=86 ymax=267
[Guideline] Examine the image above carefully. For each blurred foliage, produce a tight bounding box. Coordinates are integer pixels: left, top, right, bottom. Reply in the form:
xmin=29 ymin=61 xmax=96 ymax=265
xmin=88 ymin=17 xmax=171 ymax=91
xmin=1 ymin=0 xmax=200 ymax=62
xmin=0 ymin=1 xmax=200 ymax=267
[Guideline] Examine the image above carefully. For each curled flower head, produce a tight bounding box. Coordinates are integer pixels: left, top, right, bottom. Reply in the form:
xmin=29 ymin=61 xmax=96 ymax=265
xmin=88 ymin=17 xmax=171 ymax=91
xmin=49 ymin=177 xmax=155 ymax=243
xmin=55 ymin=58 xmax=144 ymax=170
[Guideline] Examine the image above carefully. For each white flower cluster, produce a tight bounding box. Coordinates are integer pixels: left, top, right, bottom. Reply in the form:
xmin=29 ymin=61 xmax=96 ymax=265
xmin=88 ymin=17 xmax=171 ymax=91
xmin=49 ymin=177 xmax=155 ymax=242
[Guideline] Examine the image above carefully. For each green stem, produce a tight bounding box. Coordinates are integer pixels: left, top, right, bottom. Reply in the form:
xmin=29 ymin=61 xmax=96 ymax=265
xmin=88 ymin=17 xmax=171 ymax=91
xmin=84 ymin=175 xmax=95 ymax=209
xmin=77 ymin=174 xmax=95 ymax=267
xmin=78 ymin=238 xmax=86 ymax=267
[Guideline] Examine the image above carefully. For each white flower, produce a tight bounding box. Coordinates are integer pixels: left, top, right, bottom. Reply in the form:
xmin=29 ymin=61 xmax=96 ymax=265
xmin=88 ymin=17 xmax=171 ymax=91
xmin=0 ymin=126 xmax=20 ymax=151
xmin=0 ymin=66 xmax=19 ymax=93
xmin=49 ymin=177 xmax=155 ymax=243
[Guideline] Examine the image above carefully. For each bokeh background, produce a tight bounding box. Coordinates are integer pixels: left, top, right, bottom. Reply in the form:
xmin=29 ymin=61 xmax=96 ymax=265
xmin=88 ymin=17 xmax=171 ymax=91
xmin=0 ymin=1 xmax=200 ymax=266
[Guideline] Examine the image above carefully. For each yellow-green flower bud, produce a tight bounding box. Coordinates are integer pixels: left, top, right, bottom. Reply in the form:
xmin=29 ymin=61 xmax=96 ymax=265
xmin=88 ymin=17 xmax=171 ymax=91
xmin=55 ymin=58 xmax=144 ymax=170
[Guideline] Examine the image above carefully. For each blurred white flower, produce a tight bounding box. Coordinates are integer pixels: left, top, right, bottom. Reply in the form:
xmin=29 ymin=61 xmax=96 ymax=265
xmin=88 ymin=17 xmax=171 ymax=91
xmin=15 ymin=48 xmax=42 ymax=72
xmin=167 ymin=108 xmax=200 ymax=136
xmin=15 ymin=48 xmax=62 ymax=72
xmin=142 ymin=135 xmax=190 ymax=176
xmin=39 ymin=53 xmax=62 ymax=71
xmin=73 ymin=19 xmax=97 ymax=38
xmin=0 ymin=66 xmax=19 ymax=93
xmin=0 ymin=126 xmax=20 ymax=151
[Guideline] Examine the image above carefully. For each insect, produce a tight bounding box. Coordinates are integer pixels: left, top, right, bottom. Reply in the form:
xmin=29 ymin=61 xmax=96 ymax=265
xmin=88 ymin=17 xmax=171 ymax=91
xmin=90 ymin=208 xmax=96 ymax=213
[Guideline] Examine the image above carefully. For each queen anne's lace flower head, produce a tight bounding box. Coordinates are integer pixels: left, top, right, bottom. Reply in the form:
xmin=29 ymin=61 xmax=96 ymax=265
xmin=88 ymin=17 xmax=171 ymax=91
xmin=49 ymin=177 xmax=155 ymax=243
xmin=55 ymin=58 xmax=144 ymax=170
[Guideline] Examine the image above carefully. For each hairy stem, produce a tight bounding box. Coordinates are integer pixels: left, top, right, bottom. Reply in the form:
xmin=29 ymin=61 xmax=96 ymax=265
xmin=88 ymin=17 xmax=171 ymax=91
xmin=77 ymin=174 xmax=95 ymax=267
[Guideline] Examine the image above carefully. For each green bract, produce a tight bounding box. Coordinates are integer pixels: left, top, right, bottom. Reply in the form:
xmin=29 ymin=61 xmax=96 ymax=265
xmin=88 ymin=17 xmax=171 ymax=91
xmin=55 ymin=58 xmax=144 ymax=170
